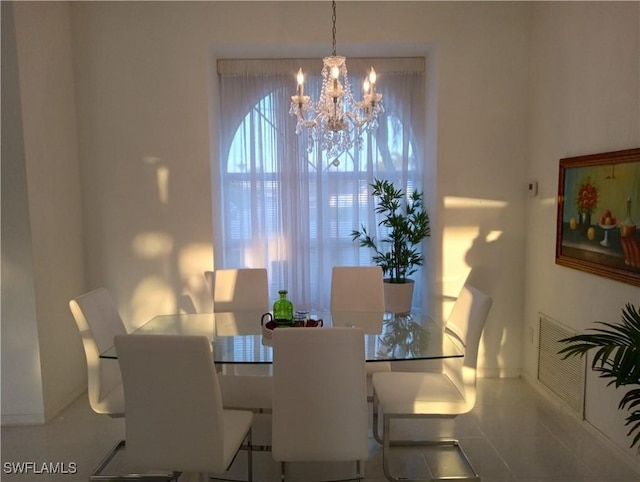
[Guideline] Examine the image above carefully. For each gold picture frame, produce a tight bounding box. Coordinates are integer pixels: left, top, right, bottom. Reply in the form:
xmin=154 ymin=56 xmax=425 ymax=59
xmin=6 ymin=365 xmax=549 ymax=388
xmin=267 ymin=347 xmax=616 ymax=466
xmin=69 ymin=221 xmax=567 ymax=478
xmin=556 ymin=147 xmax=640 ymax=286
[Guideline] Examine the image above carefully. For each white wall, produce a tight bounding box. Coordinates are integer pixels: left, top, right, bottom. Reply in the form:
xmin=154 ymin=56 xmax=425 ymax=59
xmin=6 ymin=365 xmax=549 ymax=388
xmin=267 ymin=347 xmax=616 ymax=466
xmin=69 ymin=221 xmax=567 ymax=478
xmin=1 ymin=1 xmax=45 ymax=425
xmin=2 ymin=1 xmax=87 ymax=423
xmin=427 ymin=1 xmax=531 ymax=377
xmin=524 ymin=1 xmax=640 ymax=463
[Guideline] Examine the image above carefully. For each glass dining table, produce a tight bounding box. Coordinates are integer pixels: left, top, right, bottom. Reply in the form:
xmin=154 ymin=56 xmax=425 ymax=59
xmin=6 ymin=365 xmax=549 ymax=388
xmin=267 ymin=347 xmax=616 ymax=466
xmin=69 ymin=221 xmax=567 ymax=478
xmin=100 ymin=311 xmax=463 ymax=363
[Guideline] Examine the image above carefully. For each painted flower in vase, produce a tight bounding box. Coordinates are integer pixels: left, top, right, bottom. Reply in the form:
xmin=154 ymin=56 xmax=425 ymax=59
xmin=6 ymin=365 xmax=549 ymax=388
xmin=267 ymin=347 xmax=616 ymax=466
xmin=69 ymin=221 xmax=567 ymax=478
xmin=576 ymin=178 xmax=598 ymax=214
xmin=575 ymin=178 xmax=598 ymax=234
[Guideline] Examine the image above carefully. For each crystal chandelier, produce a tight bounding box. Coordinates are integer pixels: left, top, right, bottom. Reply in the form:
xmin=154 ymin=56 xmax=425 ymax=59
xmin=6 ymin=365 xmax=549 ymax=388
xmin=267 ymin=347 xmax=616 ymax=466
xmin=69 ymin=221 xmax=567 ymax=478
xmin=290 ymin=0 xmax=383 ymax=160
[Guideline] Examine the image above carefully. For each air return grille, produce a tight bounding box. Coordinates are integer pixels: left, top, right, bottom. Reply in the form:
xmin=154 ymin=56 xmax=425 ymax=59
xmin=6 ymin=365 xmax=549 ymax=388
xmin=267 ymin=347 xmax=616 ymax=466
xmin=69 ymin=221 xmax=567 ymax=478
xmin=537 ymin=313 xmax=585 ymax=416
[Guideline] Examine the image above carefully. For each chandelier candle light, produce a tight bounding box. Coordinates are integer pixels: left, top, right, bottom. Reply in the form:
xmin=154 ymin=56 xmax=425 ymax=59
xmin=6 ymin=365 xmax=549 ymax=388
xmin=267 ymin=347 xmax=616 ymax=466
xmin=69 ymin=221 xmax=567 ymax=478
xmin=290 ymin=0 xmax=384 ymax=160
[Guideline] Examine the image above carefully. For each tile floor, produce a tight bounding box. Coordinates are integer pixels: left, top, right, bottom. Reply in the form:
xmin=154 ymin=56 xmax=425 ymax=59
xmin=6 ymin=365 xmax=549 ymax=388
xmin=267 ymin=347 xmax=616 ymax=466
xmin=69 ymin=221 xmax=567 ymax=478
xmin=2 ymin=378 xmax=639 ymax=482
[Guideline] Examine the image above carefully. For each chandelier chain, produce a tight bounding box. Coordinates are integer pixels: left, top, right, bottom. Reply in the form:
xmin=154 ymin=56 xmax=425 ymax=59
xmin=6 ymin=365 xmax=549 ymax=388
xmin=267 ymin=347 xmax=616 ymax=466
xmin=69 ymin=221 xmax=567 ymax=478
xmin=331 ymin=1 xmax=337 ymax=56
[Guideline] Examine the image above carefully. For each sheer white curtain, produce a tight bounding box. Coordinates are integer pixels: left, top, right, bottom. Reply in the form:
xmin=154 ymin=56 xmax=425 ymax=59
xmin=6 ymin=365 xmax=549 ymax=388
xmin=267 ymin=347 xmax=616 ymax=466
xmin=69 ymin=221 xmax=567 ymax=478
xmin=215 ymin=57 xmax=425 ymax=311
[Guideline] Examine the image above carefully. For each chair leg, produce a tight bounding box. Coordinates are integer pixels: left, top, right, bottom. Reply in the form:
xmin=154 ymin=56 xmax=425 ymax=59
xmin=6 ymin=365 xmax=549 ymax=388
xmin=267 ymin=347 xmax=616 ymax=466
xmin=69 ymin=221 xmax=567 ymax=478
xmin=90 ymin=440 xmax=125 ymax=481
xmin=379 ymin=414 xmax=480 ymax=482
xmin=372 ymin=392 xmax=383 ymax=445
xmin=247 ymin=429 xmax=253 ymax=482
xmin=90 ymin=440 xmax=180 ymax=481
xmin=218 ymin=429 xmax=254 ymax=482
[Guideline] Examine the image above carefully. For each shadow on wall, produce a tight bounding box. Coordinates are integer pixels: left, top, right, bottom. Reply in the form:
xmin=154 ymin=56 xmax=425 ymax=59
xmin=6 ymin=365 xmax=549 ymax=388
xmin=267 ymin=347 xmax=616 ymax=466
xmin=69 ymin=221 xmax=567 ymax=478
xmin=464 ymin=223 xmax=506 ymax=375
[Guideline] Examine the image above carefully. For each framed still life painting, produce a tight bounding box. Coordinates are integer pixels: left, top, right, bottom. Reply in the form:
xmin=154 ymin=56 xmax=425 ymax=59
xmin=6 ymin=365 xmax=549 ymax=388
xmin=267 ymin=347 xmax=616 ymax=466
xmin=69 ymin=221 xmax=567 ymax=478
xmin=556 ymin=147 xmax=640 ymax=287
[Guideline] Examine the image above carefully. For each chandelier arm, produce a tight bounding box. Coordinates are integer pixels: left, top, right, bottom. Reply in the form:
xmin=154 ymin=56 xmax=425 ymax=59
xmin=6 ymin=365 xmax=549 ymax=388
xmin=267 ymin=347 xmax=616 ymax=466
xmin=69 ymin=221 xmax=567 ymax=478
xmin=295 ymin=109 xmax=326 ymax=130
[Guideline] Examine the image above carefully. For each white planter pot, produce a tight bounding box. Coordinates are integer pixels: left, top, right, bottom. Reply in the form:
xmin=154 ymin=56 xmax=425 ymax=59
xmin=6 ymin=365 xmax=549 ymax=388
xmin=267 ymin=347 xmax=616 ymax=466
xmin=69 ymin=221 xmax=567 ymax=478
xmin=383 ymin=279 xmax=414 ymax=314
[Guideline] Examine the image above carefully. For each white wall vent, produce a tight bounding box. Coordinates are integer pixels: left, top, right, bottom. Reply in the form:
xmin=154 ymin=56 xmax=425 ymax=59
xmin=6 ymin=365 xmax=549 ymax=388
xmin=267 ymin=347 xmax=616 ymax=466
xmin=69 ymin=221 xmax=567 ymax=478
xmin=537 ymin=313 xmax=586 ymax=416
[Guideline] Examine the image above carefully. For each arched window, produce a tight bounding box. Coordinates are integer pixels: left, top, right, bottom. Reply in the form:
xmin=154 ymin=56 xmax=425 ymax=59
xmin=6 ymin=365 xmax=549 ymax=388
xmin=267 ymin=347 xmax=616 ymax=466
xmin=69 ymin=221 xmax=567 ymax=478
xmin=216 ymin=58 xmax=425 ymax=310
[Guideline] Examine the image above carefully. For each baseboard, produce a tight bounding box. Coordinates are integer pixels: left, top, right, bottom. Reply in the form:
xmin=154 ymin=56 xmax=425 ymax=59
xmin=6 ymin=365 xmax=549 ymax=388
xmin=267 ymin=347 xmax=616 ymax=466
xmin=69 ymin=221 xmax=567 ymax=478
xmin=2 ymin=385 xmax=86 ymax=427
xmin=477 ymin=367 xmax=521 ymax=378
xmin=43 ymin=384 xmax=86 ymax=424
xmin=1 ymin=413 xmax=46 ymax=426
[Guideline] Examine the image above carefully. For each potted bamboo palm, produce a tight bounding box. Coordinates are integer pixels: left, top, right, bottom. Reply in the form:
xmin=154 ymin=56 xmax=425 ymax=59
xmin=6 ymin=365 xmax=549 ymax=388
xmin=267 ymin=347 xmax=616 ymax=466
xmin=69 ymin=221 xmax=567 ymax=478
xmin=351 ymin=179 xmax=430 ymax=314
xmin=558 ymin=303 xmax=640 ymax=450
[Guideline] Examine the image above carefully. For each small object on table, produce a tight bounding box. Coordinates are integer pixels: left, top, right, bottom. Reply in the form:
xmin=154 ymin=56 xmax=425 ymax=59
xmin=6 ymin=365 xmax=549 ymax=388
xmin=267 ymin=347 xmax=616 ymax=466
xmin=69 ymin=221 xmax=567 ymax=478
xmin=261 ymin=313 xmax=323 ymax=341
xmin=305 ymin=318 xmax=323 ymax=327
xmin=293 ymin=311 xmax=306 ymax=327
xmin=273 ymin=289 xmax=293 ymax=325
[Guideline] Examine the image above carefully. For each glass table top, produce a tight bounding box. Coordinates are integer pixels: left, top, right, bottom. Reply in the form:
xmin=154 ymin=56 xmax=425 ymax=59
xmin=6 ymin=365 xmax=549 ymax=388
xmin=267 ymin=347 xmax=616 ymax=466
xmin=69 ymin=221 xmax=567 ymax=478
xmin=100 ymin=311 xmax=463 ymax=363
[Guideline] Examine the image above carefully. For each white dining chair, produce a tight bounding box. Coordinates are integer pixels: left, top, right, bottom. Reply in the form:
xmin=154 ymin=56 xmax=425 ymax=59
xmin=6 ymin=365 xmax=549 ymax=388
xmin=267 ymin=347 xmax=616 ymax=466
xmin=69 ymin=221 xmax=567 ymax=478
xmin=70 ymin=288 xmax=127 ymax=418
xmin=372 ymin=283 xmax=492 ymax=482
xmin=71 ymin=288 xmax=175 ymax=481
xmin=115 ymin=334 xmax=254 ymax=481
xmin=330 ymin=265 xmax=390 ymax=401
xmin=205 ymin=268 xmax=273 ymax=411
xmin=272 ymin=327 xmax=369 ymax=481
xmin=330 ymin=265 xmax=384 ymax=313
xmin=206 ymin=268 xmax=269 ymax=312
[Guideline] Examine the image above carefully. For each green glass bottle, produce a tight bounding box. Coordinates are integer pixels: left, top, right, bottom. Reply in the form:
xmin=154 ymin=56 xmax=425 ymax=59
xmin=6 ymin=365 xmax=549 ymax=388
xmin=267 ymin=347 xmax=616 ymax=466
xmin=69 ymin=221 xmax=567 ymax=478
xmin=273 ymin=289 xmax=294 ymax=325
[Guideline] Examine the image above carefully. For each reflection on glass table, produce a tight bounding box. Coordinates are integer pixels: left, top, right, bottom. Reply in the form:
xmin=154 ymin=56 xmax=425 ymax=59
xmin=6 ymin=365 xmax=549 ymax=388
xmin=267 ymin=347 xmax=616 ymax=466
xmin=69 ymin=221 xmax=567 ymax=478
xmin=99 ymin=311 xmax=463 ymax=364
xmin=375 ymin=314 xmax=431 ymax=359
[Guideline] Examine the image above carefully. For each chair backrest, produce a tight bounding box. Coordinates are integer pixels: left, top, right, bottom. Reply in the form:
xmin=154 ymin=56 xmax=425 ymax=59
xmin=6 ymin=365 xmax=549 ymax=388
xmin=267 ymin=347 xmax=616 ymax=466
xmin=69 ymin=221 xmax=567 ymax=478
xmin=69 ymin=288 xmax=127 ymax=415
xmin=206 ymin=268 xmax=269 ymax=312
xmin=445 ymin=283 xmax=493 ymax=369
xmin=272 ymin=327 xmax=369 ymax=463
xmin=114 ymin=334 xmax=227 ymax=473
xmin=330 ymin=266 xmax=384 ymax=312
xmin=443 ymin=283 xmax=492 ymax=408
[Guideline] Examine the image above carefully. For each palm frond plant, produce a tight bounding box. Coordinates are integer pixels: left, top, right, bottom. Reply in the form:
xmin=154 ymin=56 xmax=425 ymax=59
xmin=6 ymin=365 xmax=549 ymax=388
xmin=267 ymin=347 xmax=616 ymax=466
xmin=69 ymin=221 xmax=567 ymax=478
xmin=351 ymin=179 xmax=430 ymax=283
xmin=558 ymin=303 xmax=640 ymax=450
